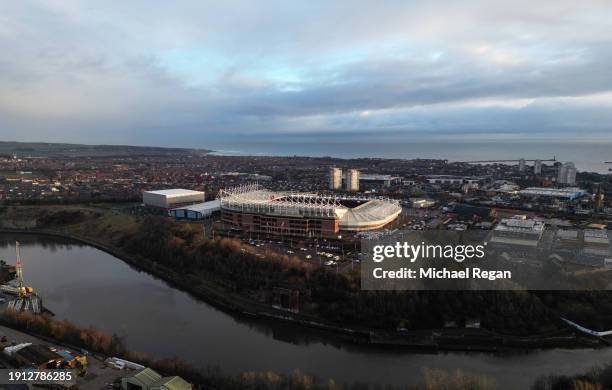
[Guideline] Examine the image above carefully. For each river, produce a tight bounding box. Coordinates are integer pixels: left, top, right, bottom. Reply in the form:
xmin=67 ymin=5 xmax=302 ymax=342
xmin=0 ymin=234 xmax=609 ymax=389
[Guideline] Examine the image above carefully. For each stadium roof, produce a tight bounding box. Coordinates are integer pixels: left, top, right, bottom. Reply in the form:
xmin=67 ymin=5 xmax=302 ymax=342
xmin=219 ymin=184 xmax=401 ymax=231
xmin=339 ymin=199 xmax=402 ymax=230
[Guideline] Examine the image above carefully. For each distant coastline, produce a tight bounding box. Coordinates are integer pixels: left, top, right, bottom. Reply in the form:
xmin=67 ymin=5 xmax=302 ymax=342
xmin=207 ymin=139 xmax=612 ymax=174
xmin=2 ymin=139 xmax=610 ymax=174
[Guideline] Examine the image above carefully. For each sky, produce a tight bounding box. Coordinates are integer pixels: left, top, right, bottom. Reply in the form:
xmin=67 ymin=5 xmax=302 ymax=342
xmin=1 ymin=1 xmax=612 ymax=148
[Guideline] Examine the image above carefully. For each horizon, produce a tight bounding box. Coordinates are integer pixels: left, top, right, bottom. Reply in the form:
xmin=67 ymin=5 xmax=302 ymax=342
xmin=2 ymin=138 xmax=610 ymax=174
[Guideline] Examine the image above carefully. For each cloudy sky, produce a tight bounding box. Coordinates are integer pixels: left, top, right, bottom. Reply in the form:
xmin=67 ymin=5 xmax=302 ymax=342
xmin=1 ymin=1 xmax=612 ymax=148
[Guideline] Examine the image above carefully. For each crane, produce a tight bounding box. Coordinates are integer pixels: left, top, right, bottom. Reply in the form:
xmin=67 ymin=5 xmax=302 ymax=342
xmin=14 ymin=242 xmax=33 ymax=299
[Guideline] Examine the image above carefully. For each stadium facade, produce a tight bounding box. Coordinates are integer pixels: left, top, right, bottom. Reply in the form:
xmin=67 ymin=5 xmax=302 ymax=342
xmin=218 ymin=184 xmax=402 ymax=238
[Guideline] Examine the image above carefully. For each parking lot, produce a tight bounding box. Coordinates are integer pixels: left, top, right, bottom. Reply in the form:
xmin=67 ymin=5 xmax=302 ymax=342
xmin=237 ymin=237 xmax=362 ymax=273
xmin=229 ymin=208 xmax=443 ymax=274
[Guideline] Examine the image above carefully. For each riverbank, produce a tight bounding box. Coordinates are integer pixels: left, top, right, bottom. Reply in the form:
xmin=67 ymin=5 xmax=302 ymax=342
xmin=0 ymin=229 xmax=599 ymax=353
xmin=0 ymin=204 xmax=605 ymax=352
xmin=0 ymin=315 xmax=524 ymax=390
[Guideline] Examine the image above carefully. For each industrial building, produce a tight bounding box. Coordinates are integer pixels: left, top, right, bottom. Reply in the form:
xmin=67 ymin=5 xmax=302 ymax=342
xmin=168 ymin=200 xmax=221 ymax=220
xmin=142 ymin=189 xmax=205 ymax=209
xmin=490 ymin=216 xmax=545 ymax=247
xmin=584 ymin=229 xmax=611 ymax=257
xmin=121 ymin=367 xmax=192 ymax=390
xmin=556 ymin=229 xmax=579 ymax=244
xmin=13 ymin=345 xmax=64 ymax=369
xmin=518 ymin=187 xmax=587 ymax=200
xmin=218 ymin=184 xmax=401 ymax=238
xmin=426 ymin=175 xmax=480 ymax=186
xmin=359 ymin=174 xmax=401 ymax=188
xmin=445 ymin=203 xmax=495 ymax=221
xmin=410 ymin=198 xmax=436 ymax=208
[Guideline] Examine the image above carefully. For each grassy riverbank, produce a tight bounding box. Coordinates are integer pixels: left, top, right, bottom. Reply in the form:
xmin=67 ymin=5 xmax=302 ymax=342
xmin=0 ymin=204 xmax=608 ymax=350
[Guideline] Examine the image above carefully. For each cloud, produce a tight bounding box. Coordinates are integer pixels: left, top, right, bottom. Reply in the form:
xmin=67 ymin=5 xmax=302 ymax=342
xmin=0 ymin=0 xmax=611 ymax=146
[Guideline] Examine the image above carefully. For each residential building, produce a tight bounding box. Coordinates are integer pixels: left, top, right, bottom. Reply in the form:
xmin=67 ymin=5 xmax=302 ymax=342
xmin=557 ymin=162 xmax=577 ymax=185
xmin=328 ymin=167 xmax=342 ymax=190
xmin=344 ymin=169 xmax=360 ymax=192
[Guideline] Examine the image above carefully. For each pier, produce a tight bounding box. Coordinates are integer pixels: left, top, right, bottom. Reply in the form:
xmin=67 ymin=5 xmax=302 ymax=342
xmin=461 ymin=157 xmax=556 ymax=164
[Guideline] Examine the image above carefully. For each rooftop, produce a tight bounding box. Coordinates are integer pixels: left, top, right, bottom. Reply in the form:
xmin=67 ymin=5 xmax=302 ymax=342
xmin=131 ymin=368 xmax=162 ymax=387
xmin=171 ymin=200 xmax=221 ymax=213
xmin=144 ymin=188 xmax=204 ymax=197
xmin=360 ymin=174 xmax=400 ymax=180
xmin=152 ymin=376 xmax=192 ymax=390
xmin=519 ymin=187 xmax=586 ymax=198
xmin=494 ymin=216 xmax=545 ymax=234
xmin=15 ymin=345 xmax=62 ymax=366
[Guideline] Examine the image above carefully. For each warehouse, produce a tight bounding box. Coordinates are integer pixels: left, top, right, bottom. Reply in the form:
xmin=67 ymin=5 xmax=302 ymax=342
xmin=359 ymin=174 xmax=401 ymax=188
xmin=518 ymin=187 xmax=587 ymax=200
xmin=121 ymin=367 xmax=192 ymax=390
xmin=142 ymin=189 xmax=205 ymax=209
xmin=169 ymin=200 xmax=221 ymax=220
xmin=490 ymin=216 xmax=545 ymax=247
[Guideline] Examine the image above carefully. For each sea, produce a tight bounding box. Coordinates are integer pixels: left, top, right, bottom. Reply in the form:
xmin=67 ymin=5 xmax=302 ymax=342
xmin=207 ymin=140 xmax=612 ymax=174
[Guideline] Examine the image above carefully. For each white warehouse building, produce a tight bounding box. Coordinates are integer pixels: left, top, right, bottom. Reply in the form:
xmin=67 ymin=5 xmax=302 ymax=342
xmin=169 ymin=200 xmax=221 ymax=220
xmin=142 ymin=189 xmax=205 ymax=209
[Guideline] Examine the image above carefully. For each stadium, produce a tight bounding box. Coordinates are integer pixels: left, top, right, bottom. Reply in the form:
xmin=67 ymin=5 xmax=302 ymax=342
xmin=218 ymin=184 xmax=402 ymax=238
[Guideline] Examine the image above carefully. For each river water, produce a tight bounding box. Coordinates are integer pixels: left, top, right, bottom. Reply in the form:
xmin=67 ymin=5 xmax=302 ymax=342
xmin=0 ymin=234 xmax=609 ymax=389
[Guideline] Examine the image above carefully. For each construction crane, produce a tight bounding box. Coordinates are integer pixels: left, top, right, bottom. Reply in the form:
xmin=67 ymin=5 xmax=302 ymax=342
xmin=14 ymin=242 xmax=33 ymax=299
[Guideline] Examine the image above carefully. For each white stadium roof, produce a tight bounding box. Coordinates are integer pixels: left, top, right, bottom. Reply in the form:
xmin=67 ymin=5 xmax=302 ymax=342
xmin=218 ymin=184 xmax=401 ymax=231
xmin=339 ymin=199 xmax=402 ymax=230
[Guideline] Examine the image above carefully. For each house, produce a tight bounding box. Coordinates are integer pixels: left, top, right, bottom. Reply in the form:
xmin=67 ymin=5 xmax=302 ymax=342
xmin=122 ymin=368 xmax=192 ymax=390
